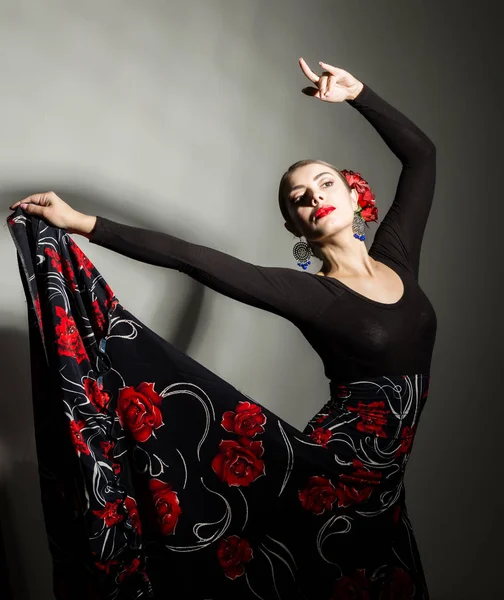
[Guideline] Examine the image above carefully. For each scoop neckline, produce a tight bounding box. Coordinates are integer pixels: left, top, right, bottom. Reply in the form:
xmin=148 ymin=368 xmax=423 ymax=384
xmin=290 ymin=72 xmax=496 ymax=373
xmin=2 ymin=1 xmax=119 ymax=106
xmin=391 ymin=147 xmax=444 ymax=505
xmin=309 ymin=256 xmax=408 ymax=309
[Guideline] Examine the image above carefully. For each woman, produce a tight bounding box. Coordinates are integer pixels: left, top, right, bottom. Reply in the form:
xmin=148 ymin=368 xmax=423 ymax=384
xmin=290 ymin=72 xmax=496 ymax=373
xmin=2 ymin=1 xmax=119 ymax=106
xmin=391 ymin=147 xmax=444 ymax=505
xmin=9 ymin=58 xmax=436 ymax=599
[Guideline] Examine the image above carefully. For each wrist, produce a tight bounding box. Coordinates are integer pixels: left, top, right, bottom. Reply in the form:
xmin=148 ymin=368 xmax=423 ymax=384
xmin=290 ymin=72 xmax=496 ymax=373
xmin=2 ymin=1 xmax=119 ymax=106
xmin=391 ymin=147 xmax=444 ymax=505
xmin=347 ymin=81 xmax=364 ymax=101
xmin=72 ymin=213 xmax=97 ymax=238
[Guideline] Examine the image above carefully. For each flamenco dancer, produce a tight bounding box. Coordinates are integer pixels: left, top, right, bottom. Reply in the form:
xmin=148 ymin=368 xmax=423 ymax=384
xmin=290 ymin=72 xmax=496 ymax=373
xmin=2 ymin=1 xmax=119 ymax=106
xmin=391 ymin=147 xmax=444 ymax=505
xmin=8 ymin=57 xmax=436 ymax=599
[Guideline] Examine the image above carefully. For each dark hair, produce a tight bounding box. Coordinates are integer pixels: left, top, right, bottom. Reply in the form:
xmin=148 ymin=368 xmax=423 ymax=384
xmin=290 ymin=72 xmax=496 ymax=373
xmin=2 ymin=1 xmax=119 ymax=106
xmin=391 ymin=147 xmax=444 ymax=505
xmin=278 ymin=159 xmax=352 ymax=227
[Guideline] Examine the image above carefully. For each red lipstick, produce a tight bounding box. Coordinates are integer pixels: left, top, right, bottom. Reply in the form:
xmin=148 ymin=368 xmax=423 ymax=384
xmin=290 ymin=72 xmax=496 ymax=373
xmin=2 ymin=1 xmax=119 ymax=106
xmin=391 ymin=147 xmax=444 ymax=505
xmin=315 ymin=206 xmax=336 ymax=220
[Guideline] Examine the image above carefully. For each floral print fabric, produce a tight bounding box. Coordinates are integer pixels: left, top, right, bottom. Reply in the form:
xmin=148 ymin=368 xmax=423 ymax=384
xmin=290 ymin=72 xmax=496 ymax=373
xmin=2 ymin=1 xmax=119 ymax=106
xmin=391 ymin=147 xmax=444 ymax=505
xmin=8 ymin=211 xmax=431 ymax=599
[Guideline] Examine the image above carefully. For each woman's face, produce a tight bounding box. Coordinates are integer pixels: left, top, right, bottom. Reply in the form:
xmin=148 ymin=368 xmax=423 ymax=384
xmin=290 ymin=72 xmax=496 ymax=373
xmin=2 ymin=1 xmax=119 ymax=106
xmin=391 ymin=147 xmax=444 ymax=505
xmin=283 ymin=163 xmax=357 ymax=242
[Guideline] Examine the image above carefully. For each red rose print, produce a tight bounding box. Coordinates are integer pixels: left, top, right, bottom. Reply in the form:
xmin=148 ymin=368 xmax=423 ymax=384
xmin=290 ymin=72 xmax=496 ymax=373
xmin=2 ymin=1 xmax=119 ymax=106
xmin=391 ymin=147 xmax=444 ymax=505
xmin=84 ymin=378 xmax=111 ymax=412
xmin=381 ymin=567 xmax=415 ymax=600
xmin=93 ymin=499 xmax=124 ymax=527
xmin=331 ymin=568 xmax=372 ymax=600
xmin=69 ymin=419 xmax=90 ymax=455
xmin=221 ymin=401 xmax=267 ymax=437
xmin=44 ymin=247 xmax=63 ymax=274
xmin=314 ymin=413 xmax=327 ymax=424
xmin=104 ymin=283 xmax=118 ymax=311
xmin=148 ymin=478 xmax=181 ymax=536
xmin=212 ymin=437 xmax=265 ymax=487
xmin=347 ymin=401 xmax=390 ymax=438
xmin=394 ymin=425 xmax=417 ymax=457
xmin=124 ymin=496 xmax=142 ymax=535
xmin=55 ymin=306 xmax=88 ymax=364
xmin=116 ymin=382 xmax=164 ymax=443
xmin=69 ymin=241 xmax=94 ymax=278
xmin=299 ymin=475 xmax=337 ymax=515
xmin=99 ymin=441 xmax=121 ymax=475
xmin=310 ymin=427 xmax=332 ymax=448
xmin=118 ymin=558 xmax=142 ymax=583
xmin=62 ymin=258 xmax=78 ymax=291
xmin=91 ymin=299 xmax=106 ymax=332
xmin=94 ymin=559 xmax=120 ymax=574
xmin=217 ymin=535 xmax=253 ymax=579
xmin=335 ymin=459 xmax=382 ymax=508
xmin=34 ymin=294 xmax=42 ymax=325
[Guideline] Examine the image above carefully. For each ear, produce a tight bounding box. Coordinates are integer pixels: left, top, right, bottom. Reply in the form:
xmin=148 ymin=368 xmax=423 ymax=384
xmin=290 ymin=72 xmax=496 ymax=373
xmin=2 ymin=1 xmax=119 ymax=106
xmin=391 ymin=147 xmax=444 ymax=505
xmin=350 ymin=188 xmax=359 ymax=210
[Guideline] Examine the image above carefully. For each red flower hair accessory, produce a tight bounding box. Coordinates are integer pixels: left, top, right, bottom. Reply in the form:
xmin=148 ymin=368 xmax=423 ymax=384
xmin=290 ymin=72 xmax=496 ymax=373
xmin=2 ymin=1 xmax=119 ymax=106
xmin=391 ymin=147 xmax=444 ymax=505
xmin=341 ymin=170 xmax=379 ymax=225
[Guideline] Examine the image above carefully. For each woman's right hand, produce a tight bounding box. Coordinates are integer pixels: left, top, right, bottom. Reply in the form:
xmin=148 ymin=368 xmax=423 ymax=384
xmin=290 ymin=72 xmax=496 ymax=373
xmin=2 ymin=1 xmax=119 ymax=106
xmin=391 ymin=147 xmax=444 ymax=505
xmin=9 ymin=192 xmax=96 ymax=236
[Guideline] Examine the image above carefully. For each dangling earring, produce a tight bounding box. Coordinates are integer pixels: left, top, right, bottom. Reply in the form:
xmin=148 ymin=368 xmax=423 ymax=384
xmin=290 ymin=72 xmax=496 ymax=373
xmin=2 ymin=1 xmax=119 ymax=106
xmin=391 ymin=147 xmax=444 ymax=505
xmin=352 ymin=210 xmax=366 ymax=241
xmin=292 ymin=237 xmax=313 ymax=270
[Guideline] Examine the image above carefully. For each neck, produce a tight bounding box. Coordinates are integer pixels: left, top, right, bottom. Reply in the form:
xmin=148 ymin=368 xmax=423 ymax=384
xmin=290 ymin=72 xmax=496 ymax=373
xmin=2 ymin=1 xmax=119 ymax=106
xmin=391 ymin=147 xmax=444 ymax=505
xmin=312 ymin=234 xmax=375 ymax=277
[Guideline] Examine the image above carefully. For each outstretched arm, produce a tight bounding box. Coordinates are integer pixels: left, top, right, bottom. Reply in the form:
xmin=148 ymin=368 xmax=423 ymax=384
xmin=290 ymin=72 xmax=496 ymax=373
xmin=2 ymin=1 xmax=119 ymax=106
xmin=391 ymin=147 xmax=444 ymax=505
xmin=346 ymin=84 xmax=436 ymax=279
xmin=88 ymin=216 xmax=331 ymax=321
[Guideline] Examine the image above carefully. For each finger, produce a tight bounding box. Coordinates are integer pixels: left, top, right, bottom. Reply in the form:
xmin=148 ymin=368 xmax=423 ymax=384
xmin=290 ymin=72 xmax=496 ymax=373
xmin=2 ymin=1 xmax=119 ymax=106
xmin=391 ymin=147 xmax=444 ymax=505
xmin=299 ymin=57 xmax=319 ymax=83
xmin=319 ymin=61 xmax=341 ymax=78
xmin=325 ymin=75 xmax=337 ymax=98
xmin=20 ymin=202 xmax=46 ymax=216
xmin=10 ymin=193 xmax=52 ymax=210
xmin=301 ymin=87 xmax=321 ymax=99
xmin=319 ymin=75 xmax=328 ymax=97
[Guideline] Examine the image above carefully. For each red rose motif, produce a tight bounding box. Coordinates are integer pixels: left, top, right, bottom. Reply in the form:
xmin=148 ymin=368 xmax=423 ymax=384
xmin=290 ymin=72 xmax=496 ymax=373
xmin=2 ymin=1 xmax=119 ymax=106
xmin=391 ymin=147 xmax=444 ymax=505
xmin=116 ymin=382 xmax=164 ymax=443
xmin=94 ymin=559 xmax=120 ymax=574
xmin=44 ymin=247 xmax=63 ymax=273
xmin=55 ymin=306 xmax=88 ymax=364
xmin=381 ymin=567 xmax=415 ymax=600
xmin=347 ymin=401 xmax=390 ymax=438
xmin=314 ymin=413 xmax=327 ymax=424
xmin=217 ymin=535 xmax=253 ymax=579
xmin=331 ymin=568 xmax=372 ymax=600
xmin=394 ymin=425 xmax=417 ymax=457
xmin=299 ymin=475 xmax=337 ymax=515
xmin=124 ymin=496 xmax=142 ymax=535
xmin=99 ymin=441 xmax=121 ymax=475
xmin=34 ymin=294 xmax=42 ymax=325
xmin=212 ymin=437 xmax=265 ymax=487
xmin=84 ymin=378 xmax=110 ymax=412
xmin=69 ymin=419 xmax=90 ymax=455
xmin=104 ymin=283 xmax=118 ymax=311
xmin=221 ymin=401 xmax=267 ymax=437
xmin=148 ymin=478 xmax=181 ymax=536
xmin=118 ymin=558 xmax=142 ymax=583
xmin=335 ymin=459 xmax=382 ymax=508
xmin=93 ymin=499 xmax=124 ymax=527
xmin=69 ymin=241 xmax=94 ymax=278
xmin=91 ymin=299 xmax=106 ymax=332
xmin=310 ymin=427 xmax=332 ymax=448
xmin=62 ymin=258 xmax=78 ymax=291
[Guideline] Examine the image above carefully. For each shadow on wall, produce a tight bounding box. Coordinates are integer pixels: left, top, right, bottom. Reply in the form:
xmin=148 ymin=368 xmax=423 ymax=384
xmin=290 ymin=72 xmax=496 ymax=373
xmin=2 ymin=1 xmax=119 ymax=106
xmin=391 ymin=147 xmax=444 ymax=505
xmin=1 ymin=183 xmax=208 ymax=599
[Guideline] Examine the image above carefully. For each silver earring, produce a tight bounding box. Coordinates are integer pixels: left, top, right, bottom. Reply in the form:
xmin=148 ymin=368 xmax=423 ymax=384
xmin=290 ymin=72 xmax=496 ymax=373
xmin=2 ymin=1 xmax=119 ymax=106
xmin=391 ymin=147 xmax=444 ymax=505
xmin=352 ymin=211 xmax=366 ymax=241
xmin=292 ymin=237 xmax=313 ymax=270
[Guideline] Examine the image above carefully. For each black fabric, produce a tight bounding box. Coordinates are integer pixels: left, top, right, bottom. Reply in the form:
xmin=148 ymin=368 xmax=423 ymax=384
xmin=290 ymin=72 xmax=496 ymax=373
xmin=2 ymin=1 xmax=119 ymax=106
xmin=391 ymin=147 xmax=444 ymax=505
xmin=8 ymin=82 xmax=437 ymax=600
xmin=89 ymin=82 xmax=437 ymax=384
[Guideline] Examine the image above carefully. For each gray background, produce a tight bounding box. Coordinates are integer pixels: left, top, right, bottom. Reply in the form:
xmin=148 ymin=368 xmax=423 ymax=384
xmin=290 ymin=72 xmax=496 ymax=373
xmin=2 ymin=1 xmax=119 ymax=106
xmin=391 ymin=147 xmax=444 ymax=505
xmin=0 ymin=1 xmax=501 ymax=599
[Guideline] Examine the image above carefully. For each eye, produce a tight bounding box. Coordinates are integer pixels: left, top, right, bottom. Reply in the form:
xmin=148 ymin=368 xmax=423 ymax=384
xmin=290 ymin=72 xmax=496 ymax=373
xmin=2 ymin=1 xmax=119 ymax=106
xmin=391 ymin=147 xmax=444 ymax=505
xmin=293 ymin=193 xmax=305 ymax=204
xmin=322 ymin=181 xmax=333 ymax=188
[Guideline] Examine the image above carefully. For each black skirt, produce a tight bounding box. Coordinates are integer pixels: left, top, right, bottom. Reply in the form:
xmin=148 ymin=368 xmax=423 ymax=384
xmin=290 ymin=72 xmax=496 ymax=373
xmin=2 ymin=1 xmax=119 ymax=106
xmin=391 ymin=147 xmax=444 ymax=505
xmin=8 ymin=211 xmax=431 ymax=600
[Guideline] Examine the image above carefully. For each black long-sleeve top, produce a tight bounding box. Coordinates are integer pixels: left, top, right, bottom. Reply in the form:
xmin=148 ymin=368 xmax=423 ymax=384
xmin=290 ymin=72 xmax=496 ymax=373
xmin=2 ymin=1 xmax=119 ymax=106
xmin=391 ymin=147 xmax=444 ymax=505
xmin=89 ymin=83 xmax=437 ymax=391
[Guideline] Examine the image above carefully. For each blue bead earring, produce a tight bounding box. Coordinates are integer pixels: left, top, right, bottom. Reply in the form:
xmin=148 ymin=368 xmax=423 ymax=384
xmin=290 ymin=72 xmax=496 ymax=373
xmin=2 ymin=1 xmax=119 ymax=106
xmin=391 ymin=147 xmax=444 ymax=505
xmin=293 ymin=237 xmax=313 ymax=270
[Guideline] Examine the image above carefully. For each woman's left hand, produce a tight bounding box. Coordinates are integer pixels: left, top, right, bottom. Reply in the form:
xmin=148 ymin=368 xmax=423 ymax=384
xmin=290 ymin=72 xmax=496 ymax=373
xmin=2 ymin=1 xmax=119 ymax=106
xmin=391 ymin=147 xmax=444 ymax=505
xmin=299 ymin=58 xmax=364 ymax=102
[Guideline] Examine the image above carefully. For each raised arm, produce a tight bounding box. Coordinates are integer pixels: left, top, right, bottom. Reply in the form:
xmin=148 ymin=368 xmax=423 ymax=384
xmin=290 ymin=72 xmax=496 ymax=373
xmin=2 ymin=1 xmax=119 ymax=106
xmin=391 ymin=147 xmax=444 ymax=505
xmin=346 ymin=84 xmax=436 ymax=279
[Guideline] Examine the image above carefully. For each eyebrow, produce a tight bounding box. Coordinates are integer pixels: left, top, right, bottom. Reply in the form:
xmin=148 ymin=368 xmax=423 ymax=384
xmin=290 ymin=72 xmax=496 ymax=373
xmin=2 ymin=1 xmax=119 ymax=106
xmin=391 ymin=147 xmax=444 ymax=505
xmin=289 ymin=172 xmax=334 ymax=194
